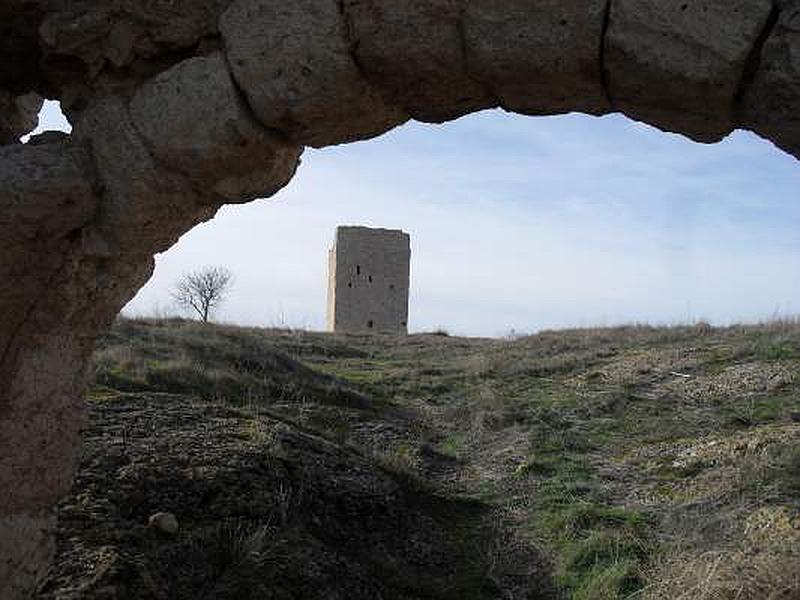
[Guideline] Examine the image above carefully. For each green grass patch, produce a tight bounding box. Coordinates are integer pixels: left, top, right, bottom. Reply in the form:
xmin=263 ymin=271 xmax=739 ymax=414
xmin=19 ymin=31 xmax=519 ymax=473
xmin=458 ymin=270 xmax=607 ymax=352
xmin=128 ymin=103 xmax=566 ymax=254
xmin=740 ymin=439 xmax=800 ymax=504
xmin=756 ymin=341 xmax=798 ymax=361
xmin=552 ymin=514 xmax=652 ymax=599
xmin=777 ymin=443 xmax=800 ymax=500
xmin=569 ymin=559 xmax=644 ymax=600
xmin=521 ymin=435 xmax=653 ymax=600
xmin=86 ymin=385 xmax=123 ymax=402
xmin=438 ymin=433 xmax=468 ymax=459
xmin=722 ymin=392 xmax=800 ymax=427
xmin=553 ymin=504 xmax=649 ymax=539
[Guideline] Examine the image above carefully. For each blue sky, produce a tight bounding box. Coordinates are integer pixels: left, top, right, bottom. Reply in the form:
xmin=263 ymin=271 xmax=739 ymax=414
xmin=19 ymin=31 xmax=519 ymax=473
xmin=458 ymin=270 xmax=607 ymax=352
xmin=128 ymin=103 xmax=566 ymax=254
xmin=33 ymin=102 xmax=800 ymax=336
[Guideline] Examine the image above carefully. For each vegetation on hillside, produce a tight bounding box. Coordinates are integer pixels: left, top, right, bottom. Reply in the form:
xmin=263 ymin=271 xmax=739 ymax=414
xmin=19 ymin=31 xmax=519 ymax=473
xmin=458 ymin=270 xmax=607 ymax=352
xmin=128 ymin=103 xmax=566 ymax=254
xmin=57 ymin=318 xmax=800 ymax=599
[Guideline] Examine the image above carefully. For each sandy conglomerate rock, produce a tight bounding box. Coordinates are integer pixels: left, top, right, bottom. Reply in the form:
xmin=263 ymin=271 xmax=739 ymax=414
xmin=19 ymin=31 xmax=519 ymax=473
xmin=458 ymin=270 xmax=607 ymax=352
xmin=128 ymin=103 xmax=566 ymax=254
xmin=741 ymin=0 xmax=800 ymax=157
xmin=605 ymin=0 xmax=775 ymax=142
xmin=464 ymin=0 xmax=610 ymax=116
xmin=221 ymin=0 xmax=408 ymax=147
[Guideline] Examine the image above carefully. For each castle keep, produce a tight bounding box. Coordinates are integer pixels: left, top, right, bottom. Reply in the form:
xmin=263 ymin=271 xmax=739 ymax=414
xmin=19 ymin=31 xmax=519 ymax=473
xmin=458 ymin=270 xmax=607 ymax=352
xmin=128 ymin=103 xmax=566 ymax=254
xmin=327 ymin=226 xmax=410 ymax=334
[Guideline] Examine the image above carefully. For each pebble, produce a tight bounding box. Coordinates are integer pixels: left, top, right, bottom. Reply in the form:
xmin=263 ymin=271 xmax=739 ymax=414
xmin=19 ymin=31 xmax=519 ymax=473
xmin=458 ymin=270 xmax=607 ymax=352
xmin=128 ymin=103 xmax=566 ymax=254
xmin=148 ymin=512 xmax=179 ymax=535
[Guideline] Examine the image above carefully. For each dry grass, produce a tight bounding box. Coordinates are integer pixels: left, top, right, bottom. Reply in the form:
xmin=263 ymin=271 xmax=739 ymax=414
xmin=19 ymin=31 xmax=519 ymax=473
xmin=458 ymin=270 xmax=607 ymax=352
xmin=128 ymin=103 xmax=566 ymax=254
xmin=92 ymin=316 xmax=800 ymax=599
xmin=644 ymin=505 xmax=800 ymax=600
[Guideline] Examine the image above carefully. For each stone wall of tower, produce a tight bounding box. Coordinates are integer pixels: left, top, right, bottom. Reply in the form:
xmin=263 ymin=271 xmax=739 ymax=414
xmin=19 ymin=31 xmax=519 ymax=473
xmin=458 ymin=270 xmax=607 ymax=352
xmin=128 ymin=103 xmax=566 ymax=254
xmin=326 ymin=226 xmax=410 ymax=334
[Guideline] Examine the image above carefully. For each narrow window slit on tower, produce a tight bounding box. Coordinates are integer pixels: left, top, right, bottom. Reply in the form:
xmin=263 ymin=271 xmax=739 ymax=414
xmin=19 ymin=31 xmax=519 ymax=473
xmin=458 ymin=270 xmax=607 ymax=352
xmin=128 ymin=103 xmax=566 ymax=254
xmin=356 ymin=265 xmax=361 ymax=275
xmin=367 ymin=320 xmax=374 ymax=329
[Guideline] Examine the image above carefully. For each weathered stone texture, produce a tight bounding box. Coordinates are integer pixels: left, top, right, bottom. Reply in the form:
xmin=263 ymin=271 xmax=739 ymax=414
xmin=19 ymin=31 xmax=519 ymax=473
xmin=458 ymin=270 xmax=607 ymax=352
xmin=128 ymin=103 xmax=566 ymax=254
xmin=130 ymin=52 xmax=303 ymax=201
xmin=342 ymin=0 xmax=495 ymax=122
xmin=75 ymin=95 xmax=211 ymax=251
xmin=740 ymin=1 xmax=800 ymax=157
xmin=2 ymin=44 xmax=303 ymax=600
xmin=0 ymin=512 xmax=56 ymax=600
xmin=0 ymin=334 xmax=93 ymax=600
xmin=0 ymin=138 xmax=153 ymax=600
xmin=0 ymin=335 xmax=93 ymax=515
xmin=221 ymin=0 xmax=408 ymax=147
xmin=464 ymin=0 xmax=609 ymax=116
xmin=0 ymin=139 xmax=98 ymax=354
xmin=0 ymin=140 xmax=97 ymax=258
xmin=327 ymin=227 xmax=411 ymax=334
xmin=605 ymin=0 xmax=775 ymax=142
xmin=0 ymin=91 xmax=42 ymax=143
xmin=39 ymin=1 xmax=235 ymax=71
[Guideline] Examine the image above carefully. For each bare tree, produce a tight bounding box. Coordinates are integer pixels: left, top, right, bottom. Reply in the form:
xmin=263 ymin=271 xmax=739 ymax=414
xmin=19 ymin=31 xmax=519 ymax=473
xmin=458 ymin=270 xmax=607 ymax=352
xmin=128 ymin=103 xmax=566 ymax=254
xmin=172 ymin=266 xmax=233 ymax=323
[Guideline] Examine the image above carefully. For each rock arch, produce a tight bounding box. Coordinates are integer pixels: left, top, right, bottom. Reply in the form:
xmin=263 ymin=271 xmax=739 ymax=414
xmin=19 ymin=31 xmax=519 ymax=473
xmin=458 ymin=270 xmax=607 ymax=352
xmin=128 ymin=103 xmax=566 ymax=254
xmin=0 ymin=0 xmax=798 ymax=596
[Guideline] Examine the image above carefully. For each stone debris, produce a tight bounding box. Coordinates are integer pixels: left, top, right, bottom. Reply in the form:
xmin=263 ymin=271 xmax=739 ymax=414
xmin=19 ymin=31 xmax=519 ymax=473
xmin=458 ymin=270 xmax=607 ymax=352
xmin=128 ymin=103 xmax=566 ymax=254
xmin=148 ymin=512 xmax=179 ymax=536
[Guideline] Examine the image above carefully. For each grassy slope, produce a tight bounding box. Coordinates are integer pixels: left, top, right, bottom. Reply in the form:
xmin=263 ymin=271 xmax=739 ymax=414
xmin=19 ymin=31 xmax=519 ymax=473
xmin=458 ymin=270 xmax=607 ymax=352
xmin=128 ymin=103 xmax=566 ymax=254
xmin=91 ymin=318 xmax=800 ymax=599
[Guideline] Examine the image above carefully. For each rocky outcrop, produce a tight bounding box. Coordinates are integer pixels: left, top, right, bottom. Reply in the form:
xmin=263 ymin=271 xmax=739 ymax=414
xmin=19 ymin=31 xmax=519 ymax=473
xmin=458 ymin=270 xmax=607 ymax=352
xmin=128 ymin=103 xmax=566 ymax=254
xmin=342 ymin=0 xmax=496 ymax=122
xmin=605 ymin=0 xmax=775 ymax=142
xmin=1 ymin=26 xmax=301 ymax=598
xmin=129 ymin=51 xmax=302 ymax=202
xmin=0 ymin=91 xmax=42 ymax=143
xmin=464 ymin=0 xmax=610 ymax=116
xmin=0 ymin=1 xmax=799 ymax=597
xmin=740 ymin=0 xmax=800 ymax=157
xmin=220 ymin=0 xmax=408 ymax=147
xmin=37 ymin=0 xmax=237 ymax=103
xmin=0 ymin=138 xmax=98 ymax=362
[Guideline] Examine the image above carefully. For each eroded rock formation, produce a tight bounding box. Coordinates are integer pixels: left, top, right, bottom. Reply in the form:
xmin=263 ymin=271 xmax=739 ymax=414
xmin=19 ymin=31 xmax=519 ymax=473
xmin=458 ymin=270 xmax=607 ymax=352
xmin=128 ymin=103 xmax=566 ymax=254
xmin=1 ymin=0 xmax=798 ymax=596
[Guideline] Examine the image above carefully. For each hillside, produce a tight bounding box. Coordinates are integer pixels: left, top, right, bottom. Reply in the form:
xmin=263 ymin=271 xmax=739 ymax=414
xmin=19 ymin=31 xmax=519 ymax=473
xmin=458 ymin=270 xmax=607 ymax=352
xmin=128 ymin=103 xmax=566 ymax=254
xmin=39 ymin=319 xmax=800 ymax=599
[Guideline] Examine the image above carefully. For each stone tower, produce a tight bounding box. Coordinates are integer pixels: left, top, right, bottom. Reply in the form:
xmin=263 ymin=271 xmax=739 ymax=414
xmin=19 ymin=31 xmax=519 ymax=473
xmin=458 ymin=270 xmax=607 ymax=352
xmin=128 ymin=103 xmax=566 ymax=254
xmin=327 ymin=226 xmax=410 ymax=334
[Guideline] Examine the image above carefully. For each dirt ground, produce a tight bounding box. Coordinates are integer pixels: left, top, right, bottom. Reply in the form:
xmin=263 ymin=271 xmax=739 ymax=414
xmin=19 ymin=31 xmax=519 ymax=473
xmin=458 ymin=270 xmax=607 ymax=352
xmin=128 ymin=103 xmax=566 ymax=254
xmin=39 ymin=318 xmax=800 ymax=599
